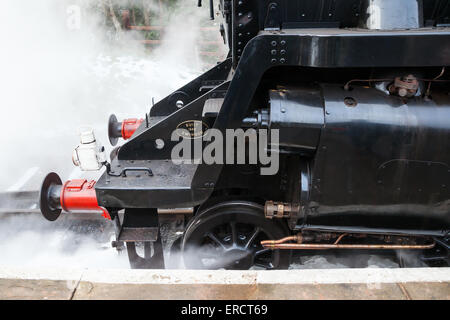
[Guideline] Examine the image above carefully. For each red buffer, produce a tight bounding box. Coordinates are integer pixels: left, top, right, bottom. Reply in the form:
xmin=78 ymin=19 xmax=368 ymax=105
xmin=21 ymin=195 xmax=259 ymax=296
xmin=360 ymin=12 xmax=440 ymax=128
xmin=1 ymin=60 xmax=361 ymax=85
xmin=121 ymin=118 xmax=144 ymax=140
xmin=39 ymin=173 xmax=111 ymax=221
xmin=108 ymin=114 xmax=144 ymax=146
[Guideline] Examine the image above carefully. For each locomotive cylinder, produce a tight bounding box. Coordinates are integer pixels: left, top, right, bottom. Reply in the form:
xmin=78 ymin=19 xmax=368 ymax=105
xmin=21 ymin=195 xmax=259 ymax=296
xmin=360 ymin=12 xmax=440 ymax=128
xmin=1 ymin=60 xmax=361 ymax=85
xmin=268 ymin=88 xmax=324 ymax=155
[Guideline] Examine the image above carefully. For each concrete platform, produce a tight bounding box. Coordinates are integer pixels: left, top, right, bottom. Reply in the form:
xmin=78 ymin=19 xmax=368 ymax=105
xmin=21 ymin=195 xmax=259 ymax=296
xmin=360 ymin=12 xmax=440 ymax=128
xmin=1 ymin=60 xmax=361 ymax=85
xmin=0 ymin=267 xmax=448 ymax=300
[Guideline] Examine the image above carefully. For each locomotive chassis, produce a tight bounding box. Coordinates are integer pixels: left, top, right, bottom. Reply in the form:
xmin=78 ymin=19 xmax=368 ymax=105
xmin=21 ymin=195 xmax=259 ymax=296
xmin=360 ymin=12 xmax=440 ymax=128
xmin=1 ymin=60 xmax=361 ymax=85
xmin=36 ymin=0 xmax=450 ymax=269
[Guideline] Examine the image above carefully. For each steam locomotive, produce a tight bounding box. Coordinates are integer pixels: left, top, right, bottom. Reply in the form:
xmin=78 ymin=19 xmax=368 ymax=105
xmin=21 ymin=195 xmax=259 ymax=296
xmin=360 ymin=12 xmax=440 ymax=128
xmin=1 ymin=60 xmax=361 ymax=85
xmin=38 ymin=0 xmax=450 ymax=269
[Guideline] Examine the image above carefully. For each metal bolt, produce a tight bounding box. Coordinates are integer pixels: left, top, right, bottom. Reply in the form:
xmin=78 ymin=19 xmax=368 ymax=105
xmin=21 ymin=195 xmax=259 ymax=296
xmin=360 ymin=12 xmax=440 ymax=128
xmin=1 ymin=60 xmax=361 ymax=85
xmin=281 ymin=40 xmax=286 ymax=45
xmin=271 ymin=49 xmax=277 ymax=55
xmin=280 ymin=58 xmax=286 ymax=63
xmin=176 ymin=100 xmax=184 ymax=108
xmin=271 ymin=41 xmax=277 ymax=46
xmin=344 ymin=97 xmax=357 ymax=107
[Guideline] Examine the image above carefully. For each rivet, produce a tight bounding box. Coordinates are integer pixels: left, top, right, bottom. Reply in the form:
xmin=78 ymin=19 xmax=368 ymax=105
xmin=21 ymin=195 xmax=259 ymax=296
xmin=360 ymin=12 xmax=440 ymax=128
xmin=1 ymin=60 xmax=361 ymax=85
xmin=271 ymin=41 xmax=277 ymax=46
xmin=271 ymin=58 xmax=277 ymax=63
xmin=280 ymin=49 xmax=286 ymax=55
xmin=280 ymin=58 xmax=286 ymax=63
xmin=271 ymin=49 xmax=277 ymax=55
xmin=281 ymin=40 xmax=286 ymax=45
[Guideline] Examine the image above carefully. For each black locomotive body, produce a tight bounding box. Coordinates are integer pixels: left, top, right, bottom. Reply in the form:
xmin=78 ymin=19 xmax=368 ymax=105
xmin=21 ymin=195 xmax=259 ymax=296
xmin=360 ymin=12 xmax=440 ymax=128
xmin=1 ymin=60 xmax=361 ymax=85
xmin=39 ymin=0 xmax=450 ymax=269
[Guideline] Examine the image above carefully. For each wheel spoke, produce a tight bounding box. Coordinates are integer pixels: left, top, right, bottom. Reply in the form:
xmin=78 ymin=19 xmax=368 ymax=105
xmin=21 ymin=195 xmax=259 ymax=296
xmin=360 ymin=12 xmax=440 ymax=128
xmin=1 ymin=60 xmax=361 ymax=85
xmin=244 ymin=227 xmax=261 ymax=249
xmin=254 ymin=248 xmax=271 ymax=256
xmin=230 ymin=222 xmax=238 ymax=246
xmin=206 ymin=232 xmax=227 ymax=249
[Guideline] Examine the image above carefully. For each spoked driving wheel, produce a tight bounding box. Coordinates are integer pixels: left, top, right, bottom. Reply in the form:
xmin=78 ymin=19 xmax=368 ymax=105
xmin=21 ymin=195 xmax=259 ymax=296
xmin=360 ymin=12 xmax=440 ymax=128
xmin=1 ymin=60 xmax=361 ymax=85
xmin=182 ymin=201 xmax=291 ymax=270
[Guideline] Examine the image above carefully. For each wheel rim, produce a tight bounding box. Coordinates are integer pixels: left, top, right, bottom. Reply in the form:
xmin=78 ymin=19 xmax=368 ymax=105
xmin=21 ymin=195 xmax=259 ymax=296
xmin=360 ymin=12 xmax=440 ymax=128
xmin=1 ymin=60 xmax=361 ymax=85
xmin=182 ymin=201 xmax=288 ymax=270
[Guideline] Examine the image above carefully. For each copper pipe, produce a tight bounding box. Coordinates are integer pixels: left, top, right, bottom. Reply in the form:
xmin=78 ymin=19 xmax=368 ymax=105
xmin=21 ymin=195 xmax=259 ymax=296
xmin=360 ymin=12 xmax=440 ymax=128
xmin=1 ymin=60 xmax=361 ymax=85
xmin=260 ymin=235 xmax=300 ymax=246
xmin=262 ymin=242 xmax=435 ymax=250
xmin=334 ymin=233 xmax=347 ymax=245
xmin=344 ymin=73 xmax=449 ymax=91
xmin=344 ymin=78 xmax=394 ymax=90
xmin=425 ymin=66 xmax=446 ymax=96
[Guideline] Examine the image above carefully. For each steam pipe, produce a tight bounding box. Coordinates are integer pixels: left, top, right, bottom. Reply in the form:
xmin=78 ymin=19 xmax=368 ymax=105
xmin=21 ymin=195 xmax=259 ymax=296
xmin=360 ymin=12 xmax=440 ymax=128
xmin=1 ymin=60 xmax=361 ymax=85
xmin=261 ymin=235 xmax=435 ymax=250
xmin=39 ymin=172 xmax=110 ymax=221
xmin=261 ymin=242 xmax=435 ymax=250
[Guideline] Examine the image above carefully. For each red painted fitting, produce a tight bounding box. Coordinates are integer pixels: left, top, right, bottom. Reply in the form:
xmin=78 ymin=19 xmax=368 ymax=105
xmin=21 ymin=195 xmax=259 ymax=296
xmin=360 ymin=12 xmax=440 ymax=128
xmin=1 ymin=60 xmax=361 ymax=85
xmin=60 ymin=179 xmax=111 ymax=220
xmin=121 ymin=118 xmax=144 ymax=140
